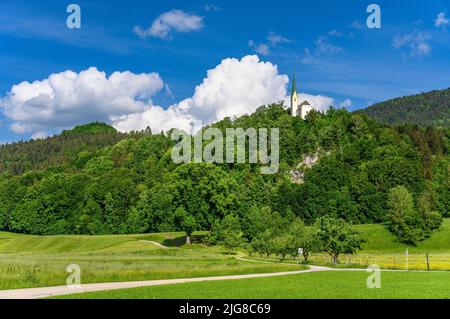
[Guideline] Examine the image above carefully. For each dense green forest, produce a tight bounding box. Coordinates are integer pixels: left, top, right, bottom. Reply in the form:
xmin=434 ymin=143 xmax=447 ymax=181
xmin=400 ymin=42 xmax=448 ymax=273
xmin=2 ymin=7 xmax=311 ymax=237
xmin=0 ymin=104 xmax=448 ymax=244
xmin=359 ymin=88 xmax=450 ymax=128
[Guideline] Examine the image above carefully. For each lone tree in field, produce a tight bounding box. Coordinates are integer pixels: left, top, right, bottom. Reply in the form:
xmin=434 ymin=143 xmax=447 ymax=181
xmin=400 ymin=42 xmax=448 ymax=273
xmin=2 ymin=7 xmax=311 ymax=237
xmin=175 ymin=207 xmax=197 ymax=245
xmin=314 ymin=216 xmax=363 ymax=264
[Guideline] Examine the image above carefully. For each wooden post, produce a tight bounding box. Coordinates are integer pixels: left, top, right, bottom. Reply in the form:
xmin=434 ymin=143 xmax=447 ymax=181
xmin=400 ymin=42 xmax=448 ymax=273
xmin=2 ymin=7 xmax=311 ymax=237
xmin=426 ymin=253 xmax=430 ymax=271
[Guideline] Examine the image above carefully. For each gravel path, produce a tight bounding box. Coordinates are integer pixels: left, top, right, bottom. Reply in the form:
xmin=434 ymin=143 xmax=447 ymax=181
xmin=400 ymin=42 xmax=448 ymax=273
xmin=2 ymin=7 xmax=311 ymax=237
xmin=139 ymin=240 xmax=169 ymax=248
xmin=0 ymin=265 xmax=332 ymax=299
xmin=2 ymin=257 xmax=442 ymax=299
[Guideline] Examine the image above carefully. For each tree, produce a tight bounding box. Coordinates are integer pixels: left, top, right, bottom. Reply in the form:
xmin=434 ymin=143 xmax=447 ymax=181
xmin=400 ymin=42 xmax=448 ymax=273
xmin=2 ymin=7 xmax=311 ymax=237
xmin=417 ymin=187 xmax=443 ymax=231
xmin=295 ymin=227 xmax=320 ymax=262
xmin=282 ymin=219 xmax=320 ymax=261
xmin=208 ymin=214 xmax=244 ymax=253
xmin=167 ymin=163 xmax=239 ymax=231
xmin=386 ymin=186 xmax=427 ymax=245
xmin=315 ymin=216 xmax=363 ymax=263
xmin=222 ymin=215 xmax=244 ymax=253
xmin=175 ymin=207 xmax=197 ymax=245
xmin=270 ymin=234 xmax=294 ymax=260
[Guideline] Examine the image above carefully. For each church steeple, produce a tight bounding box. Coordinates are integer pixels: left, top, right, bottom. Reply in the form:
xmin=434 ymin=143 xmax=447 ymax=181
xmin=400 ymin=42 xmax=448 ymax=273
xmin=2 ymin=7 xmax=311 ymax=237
xmin=290 ymin=73 xmax=299 ymax=117
xmin=291 ymin=73 xmax=297 ymax=96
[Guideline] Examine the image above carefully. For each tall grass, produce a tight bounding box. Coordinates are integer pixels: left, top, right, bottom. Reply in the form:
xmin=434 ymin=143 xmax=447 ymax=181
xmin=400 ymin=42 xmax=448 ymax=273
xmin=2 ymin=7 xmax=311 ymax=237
xmin=0 ymin=232 xmax=301 ymax=290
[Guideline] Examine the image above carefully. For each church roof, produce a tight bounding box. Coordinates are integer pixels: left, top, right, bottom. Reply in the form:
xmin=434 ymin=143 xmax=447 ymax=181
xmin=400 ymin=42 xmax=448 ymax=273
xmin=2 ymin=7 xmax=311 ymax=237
xmin=299 ymin=100 xmax=311 ymax=106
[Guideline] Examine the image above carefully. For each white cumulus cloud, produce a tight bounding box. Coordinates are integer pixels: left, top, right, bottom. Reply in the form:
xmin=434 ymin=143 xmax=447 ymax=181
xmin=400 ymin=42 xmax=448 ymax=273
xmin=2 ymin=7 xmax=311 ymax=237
xmin=112 ymin=55 xmax=289 ymax=132
xmin=134 ymin=10 xmax=203 ymax=40
xmin=1 ymin=55 xmax=335 ymax=137
xmin=0 ymin=67 xmax=164 ymax=134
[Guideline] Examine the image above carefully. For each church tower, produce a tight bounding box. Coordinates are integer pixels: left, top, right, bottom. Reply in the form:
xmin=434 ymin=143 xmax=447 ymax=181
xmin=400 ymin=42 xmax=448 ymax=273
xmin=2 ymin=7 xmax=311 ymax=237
xmin=290 ymin=73 xmax=313 ymax=120
xmin=290 ymin=74 xmax=298 ymax=117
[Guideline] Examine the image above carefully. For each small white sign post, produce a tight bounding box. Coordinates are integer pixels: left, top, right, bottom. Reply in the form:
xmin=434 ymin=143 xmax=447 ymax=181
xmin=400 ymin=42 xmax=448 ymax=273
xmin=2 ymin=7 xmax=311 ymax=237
xmin=298 ymin=248 xmax=303 ymax=264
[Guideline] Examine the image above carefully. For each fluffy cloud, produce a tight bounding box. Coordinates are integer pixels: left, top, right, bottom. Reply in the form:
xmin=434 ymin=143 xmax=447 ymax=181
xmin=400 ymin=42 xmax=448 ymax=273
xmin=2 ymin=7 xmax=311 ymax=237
xmin=111 ymin=104 xmax=193 ymax=134
xmin=112 ymin=55 xmax=289 ymax=131
xmin=1 ymin=55 xmax=335 ymax=137
xmin=0 ymin=67 xmax=164 ymax=134
xmin=134 ymin=10 xmax=203 ymax=40
xmin=184 ymin=55 xmax=288 ymax=122
xmin=393 ymin=31 xmax=431 ymax=57
xmin=435 ymin=12 xmax=449 ymax=29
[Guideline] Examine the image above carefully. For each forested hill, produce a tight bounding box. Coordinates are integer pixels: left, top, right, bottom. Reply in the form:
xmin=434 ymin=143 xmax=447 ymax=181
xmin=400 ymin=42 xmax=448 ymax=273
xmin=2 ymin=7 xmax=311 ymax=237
xmin=0 ymin=104 xmax=448 ymax=237
xmin=0 ymin=123 xmax=128 ymax=175
xmin=61 ymin=122 xmax=117 ymax=136
xmin=359 ymin=88 xmax=450 ymax=128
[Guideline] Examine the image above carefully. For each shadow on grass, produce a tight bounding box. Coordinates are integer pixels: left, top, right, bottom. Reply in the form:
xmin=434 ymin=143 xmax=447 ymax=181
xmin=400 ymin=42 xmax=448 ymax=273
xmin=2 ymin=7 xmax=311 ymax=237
xmin=162 ymin=234 xmax=207 ymax=247
xmin=219 ymin=252 xmax=238 ymax=256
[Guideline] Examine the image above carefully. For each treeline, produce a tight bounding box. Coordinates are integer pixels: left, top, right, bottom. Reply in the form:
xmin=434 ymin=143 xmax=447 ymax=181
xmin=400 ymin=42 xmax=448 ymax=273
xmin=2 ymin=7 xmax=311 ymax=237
xmin=208 ymin=212 xmax=363 ymax=263
xmin=0 ymin=122 xmax=155 ymax=175
xmin=359 ymin=87 xmax=450 ymax=128
xmin=0 ymin=104 xmax=448 ymax=246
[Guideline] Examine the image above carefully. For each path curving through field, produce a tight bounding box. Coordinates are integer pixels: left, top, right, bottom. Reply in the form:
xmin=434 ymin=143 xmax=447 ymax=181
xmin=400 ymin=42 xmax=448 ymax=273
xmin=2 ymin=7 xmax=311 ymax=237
xmin=0 ymin=265 xmax=332 ymax=299
xmin=139 ymin=240 xmax=169 ymax=249
xmin=1 ymin=261 xmax=443 ymax=299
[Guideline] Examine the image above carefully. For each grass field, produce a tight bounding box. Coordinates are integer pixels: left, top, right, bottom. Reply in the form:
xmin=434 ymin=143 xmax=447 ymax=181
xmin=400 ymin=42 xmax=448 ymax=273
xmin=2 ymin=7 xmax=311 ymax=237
xmin=241 ymin=219 xmax=450 ymax=271
xmin=330 ymin=219 xmax=450 ymax=270
xmin=355 ymin=219 xmax=450 ymax=253
xmin=1 ymin=219 xmax=450 ymax=291
xmin=55 ymin=270 xmax=450 ymax=299
xmin=0 ymin=231 xmax=302 ymax=290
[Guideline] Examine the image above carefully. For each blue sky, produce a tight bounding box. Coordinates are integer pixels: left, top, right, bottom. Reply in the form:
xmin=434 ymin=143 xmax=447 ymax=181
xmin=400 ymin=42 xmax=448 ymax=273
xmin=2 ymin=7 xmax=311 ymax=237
xmin=0 ymin=0 xmax=449 ymax=142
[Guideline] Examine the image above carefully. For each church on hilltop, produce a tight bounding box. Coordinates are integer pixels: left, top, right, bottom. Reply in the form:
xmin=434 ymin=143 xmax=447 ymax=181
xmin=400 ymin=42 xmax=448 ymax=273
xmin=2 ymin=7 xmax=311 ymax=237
xmin=290 ymin=74 xmax=313 ymax=120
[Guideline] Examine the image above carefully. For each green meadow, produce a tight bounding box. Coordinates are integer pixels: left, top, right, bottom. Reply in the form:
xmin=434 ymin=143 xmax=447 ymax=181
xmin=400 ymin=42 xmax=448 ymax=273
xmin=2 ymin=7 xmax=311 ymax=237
xmin=298 ymin=219 xmax=450 ymax=271
xmin=356 ymin=219 xmax=450 ymax=253
xmin=1 ymin=219 xmax=450 ymax=292
xmin=0 ymin=231 xmax=302 ymax=290
xmin=56 ymin=271 xmax=450 ymax=299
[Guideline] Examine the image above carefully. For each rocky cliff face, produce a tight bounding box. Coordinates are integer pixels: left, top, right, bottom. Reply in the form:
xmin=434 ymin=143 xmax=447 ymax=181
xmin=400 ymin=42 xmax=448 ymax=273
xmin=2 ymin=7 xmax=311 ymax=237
xmin=290 ymin=152 xmax=321 ymax=184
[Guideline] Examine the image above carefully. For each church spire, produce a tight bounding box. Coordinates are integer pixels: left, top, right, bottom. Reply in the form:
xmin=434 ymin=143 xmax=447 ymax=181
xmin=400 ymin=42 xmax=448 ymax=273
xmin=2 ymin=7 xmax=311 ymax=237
xmin=291 ymin=73 xmax=297 ymax=96
xmin=290 ymin=73 xmax=299 ymax=117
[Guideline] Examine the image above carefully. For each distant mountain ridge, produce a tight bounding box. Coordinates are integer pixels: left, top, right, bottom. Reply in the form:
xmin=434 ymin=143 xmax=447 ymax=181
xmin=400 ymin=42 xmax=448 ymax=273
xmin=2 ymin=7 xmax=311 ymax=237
xmin=359 ymin=88 xmax=450 ymax=128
